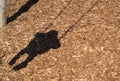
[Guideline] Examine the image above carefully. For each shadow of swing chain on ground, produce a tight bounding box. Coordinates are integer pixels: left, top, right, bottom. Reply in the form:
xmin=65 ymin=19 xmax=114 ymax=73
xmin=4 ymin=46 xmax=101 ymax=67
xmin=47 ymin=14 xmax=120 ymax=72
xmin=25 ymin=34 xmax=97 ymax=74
xmin=9 ymin=30 xmax=61 ymax=71
xmin=7 ymin=0 xmax=39 ymax=23
xmin=59 ymin=0 xmax=99 ymax=40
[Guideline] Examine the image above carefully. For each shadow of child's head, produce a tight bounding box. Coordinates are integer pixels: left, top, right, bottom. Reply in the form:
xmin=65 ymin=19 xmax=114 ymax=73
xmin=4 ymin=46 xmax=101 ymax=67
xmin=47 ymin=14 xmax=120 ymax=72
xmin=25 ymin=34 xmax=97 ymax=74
xmin=46 ymin=30 xmax=60 ymax=49
xmin=34 ymin=30 xmax=60 ymax=49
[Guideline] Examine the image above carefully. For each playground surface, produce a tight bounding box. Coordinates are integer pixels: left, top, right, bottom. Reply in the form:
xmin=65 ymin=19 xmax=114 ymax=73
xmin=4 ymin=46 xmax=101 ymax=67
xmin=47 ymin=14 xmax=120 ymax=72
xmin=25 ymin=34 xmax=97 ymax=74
xmin=0 ymin=0 xmax=120 ymax=81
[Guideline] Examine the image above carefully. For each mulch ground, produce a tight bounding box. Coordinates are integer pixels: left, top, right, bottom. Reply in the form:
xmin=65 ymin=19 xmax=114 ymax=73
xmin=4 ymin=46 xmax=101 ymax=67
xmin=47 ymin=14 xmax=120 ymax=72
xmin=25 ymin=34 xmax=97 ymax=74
xmin=0 ymin=0 xmax=120 ymax=81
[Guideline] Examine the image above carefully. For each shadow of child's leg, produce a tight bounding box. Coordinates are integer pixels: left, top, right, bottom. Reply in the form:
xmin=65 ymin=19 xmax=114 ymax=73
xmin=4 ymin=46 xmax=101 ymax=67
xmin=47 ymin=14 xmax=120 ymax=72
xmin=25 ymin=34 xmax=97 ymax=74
xmin=13 ymin=54 xmax=36 ymax=71
xmin=9 ymin=48 xmax=26 ymax=65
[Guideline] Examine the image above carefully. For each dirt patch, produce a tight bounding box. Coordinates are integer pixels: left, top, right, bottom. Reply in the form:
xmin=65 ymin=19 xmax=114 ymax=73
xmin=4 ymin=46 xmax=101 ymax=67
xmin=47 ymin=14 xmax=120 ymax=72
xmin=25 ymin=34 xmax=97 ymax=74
xmin=0 ymin=0 xmax=120 ymax=81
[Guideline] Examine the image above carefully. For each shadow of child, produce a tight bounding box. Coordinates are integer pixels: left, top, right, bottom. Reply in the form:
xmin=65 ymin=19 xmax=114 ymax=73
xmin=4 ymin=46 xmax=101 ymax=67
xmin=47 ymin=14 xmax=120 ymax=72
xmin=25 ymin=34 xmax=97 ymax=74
xmin=9 ymin=30 xmax=61 ymax=71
